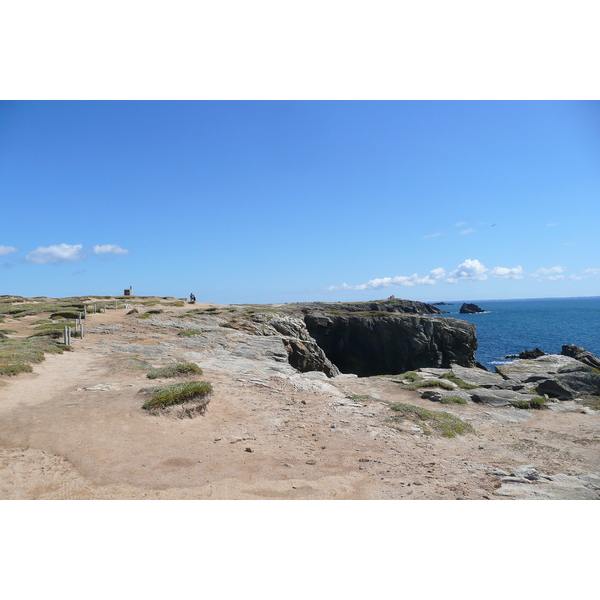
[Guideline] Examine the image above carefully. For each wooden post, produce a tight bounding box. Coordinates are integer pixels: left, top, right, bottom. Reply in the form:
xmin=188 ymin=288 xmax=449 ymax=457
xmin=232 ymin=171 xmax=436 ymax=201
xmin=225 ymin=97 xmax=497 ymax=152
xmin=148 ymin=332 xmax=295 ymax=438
xmin=84 ymin=306 xmax=87 ymax=319
xmin=64 ymin=326 xmax=68 ymax=345
xmin=80 ymin=323 xmax=84 ymax=339
xmin=115 ymin=299 xmax=118 ymax=310
xmin=94 ymin=303 xmax=97 ymax=314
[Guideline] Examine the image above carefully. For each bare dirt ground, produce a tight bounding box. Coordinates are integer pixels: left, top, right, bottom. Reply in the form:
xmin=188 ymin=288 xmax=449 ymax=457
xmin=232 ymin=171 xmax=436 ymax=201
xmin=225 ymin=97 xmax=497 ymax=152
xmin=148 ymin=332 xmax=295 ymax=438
xmin=1 ymin=301 xmax=599 ymax=500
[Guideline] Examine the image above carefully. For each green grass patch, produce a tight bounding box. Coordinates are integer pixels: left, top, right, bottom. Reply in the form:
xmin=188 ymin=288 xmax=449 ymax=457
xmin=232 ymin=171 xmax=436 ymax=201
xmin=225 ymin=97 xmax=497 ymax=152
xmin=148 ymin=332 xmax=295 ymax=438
xmin=177 ymin=329 xmax=202 ymax=336
xmin=141 ymin=381 xmax=213 ymax=411
xmin=397 ymin=370 xmax=421 ymax=382
xmin=34 ymin=322 xmax=75 ymax=331
xmin=441 ymin=372 xmax=479 ymax=389
xmin=580 ymin=397 xmax=600 ymax=411
xmin=0 ymin=336 xmax=70 ymax=376
xmin=404 ymin=380 xmax=456 ymax=391
xmin=439 ymin=396 xmax=468 ymax=405
xmin=136 ymin=310 xmax=162 ymax=319
xmin=146 ymin=361 xmax=203 ymax=379
xmin=50 ymin=311 xmax=80 ymax=320
xmin=119 ymin=357 xmax=153 ymax=371
xmin=390 ymin=402 xmax=474 ymax=437
xmin=0 ymin=299 xmax=85 ymax=319
xmin=512 ymin=396 xmax=547 ymax=410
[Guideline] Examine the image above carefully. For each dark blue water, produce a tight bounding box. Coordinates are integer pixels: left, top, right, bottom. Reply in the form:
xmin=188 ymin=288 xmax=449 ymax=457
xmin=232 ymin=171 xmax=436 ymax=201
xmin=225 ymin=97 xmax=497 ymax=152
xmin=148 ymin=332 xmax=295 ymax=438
xmin=435 ymin=297 xmax=600 ymax=370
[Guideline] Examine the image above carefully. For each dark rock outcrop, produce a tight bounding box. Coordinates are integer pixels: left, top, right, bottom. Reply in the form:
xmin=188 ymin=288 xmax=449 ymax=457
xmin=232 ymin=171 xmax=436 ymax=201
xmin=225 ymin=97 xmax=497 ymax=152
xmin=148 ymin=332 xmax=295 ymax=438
xmin=303 ymin=312 xmax=477 ymax=377
xmin=561 ymin=345 xmax=600 ymax=371
xmin=506 ymin=348 xmax=546 ymax=360
xmin=459 ymin=303 xmax=486 ymax=314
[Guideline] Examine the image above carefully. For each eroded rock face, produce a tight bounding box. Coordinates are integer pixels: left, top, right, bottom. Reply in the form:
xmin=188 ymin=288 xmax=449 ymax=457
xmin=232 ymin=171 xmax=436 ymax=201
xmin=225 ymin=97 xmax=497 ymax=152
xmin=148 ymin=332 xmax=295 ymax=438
xmin=304 ymin=312 xmax=477 ymax=377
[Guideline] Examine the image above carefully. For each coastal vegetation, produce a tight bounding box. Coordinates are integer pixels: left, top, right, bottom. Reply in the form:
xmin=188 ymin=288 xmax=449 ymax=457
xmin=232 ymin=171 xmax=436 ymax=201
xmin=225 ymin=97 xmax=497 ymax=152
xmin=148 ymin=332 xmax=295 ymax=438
xmin=441 ymin=372 xmax=479 ymax=389
xmin=141 ymin=381 xmax=213 ymax=412
xmin=177 ymin=328 xmax=202 ymax=336
xmin=0 ymin=335 xmax=71 ymax=376
xmin=389 ymin=402 xmax=474 ymax=437
xmin=146 ymin=361 xmax=203 ymax=379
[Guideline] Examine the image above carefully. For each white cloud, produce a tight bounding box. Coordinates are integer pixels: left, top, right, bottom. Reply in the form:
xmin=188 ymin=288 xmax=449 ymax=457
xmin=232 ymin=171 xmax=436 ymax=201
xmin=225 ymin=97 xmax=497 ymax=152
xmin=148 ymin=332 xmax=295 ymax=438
xmin=327 ymin=272 xmax=439 ymax=292
xmin=531 ymin=266 xmax=566 ymax=280
xmin=25 ymin=244 xmax=86 ymax=265
xmin=489 ymin=265 xmax=524 ymax=280
xmin=423 ymin=232 xmax=444 ymax=239
xmin=446 ymin=259 xmax=488 ymax=284
xmin=430 ymin=267 xmax=446 ymax=280
xmin=570 ymin=268 xmax=600 ymax=281
xmin=93 ymin=244 xmax=129 ymax=255
xmin=455 ymin=221 xmax=467 ymax=227
xmin=0 ymin=245 xmax=18 ymax=257
xmin=459 ymin=228 xmax=475 ymax=235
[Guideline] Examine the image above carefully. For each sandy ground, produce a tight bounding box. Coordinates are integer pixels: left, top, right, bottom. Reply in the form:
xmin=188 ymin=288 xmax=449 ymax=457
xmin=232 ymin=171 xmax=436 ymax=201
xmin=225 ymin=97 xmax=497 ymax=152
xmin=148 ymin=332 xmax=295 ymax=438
xmin=1 ymin=301 xmax=599 ymax=500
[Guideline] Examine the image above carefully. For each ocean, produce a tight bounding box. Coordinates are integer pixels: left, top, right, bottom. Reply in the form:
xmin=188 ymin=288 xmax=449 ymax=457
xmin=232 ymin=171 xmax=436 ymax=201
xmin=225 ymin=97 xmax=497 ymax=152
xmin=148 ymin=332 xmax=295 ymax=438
xmin=434 ymin=296 xmax=600 ymax=370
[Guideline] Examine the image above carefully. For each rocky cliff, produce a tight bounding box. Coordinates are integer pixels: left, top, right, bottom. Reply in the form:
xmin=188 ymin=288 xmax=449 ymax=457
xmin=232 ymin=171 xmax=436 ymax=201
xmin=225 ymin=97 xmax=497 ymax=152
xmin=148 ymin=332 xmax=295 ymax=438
xmin=303 ymin=311 xmax=477 ymax=377
xmin=293 ymin=298 xmax=446 ymax=315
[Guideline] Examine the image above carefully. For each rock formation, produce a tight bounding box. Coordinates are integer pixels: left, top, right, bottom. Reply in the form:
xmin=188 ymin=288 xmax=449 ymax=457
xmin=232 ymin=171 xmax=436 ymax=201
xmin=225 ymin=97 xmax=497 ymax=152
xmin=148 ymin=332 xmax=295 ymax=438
xmin=505 ymin=348 xmax=546 ymax=360
xmin=459 ymin=303 xmax=486 ymax=314
xmin=561 ymin=345 xmax=600 ymax=371
xmin=247 ymin=313 xmax=340 ymax=377
xmin=294 ymin=298 xmax=447 ymax=315
xmin=303 ymin=311 xmax=477 ymax=377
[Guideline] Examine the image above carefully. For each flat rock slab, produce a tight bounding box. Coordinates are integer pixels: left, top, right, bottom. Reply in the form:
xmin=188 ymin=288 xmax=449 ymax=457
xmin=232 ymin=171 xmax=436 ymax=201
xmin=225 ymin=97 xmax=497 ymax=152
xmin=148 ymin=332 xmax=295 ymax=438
xmin=495 ymin=354 xmax=581 ymax=383
xmin=494 ymin=472 xmax=600 ymax=500
xmin=421 ymin=389 xmax=472 ymax=403
xmin=450 ymin=364 xmax=505 ymax=387
xmin=470 ymin=389 xmax=538 ymax=407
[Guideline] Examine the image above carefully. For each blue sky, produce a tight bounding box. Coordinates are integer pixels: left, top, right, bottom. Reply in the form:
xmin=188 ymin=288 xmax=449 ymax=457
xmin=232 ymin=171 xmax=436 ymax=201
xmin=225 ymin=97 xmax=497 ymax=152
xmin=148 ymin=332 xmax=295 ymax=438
xmin=1 ymin=100 xmax=599 ymax=304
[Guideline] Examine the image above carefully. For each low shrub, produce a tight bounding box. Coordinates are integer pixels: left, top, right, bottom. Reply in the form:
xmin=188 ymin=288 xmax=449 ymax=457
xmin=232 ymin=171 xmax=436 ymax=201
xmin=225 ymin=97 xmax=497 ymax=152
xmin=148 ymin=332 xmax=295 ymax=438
xmin=50 ymin=311 xmax=80 ymax=320
xmin=120 ymin=357 xmax=153 ymax=371
xmin=390 ymin=402 xmax=474 ymax=437
xmin=512 ymin=396 xmax=547 ymax=410
xmin=440 ymin=396 xmax=468 ymax=405
xmin=441 ymin=372 xmax=479 ymax=389
xmin=0 ymin=336 xmax=69 ymax=376
xmin=146 ymin=361 xmax=203 ymax=379
xmin=405 ymin=380 xmax=455 ymax=391
xmin=141 ymin=381 xmax=212 ymax=411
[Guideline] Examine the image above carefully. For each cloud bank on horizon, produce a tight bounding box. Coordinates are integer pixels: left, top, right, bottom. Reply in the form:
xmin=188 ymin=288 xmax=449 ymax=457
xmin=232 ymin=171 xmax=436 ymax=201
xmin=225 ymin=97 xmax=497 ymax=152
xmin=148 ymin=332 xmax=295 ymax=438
xmin=327 ymin=259 xmax=599 ymax=292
